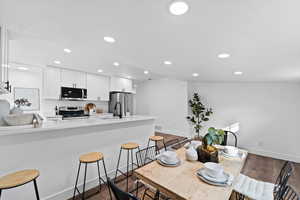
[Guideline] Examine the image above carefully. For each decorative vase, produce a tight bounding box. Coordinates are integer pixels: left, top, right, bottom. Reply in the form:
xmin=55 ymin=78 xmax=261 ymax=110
xmin=196 ymin=145 xmax=219 ymax=163
xmin=186 ymin=146 xmax=198 ymax=161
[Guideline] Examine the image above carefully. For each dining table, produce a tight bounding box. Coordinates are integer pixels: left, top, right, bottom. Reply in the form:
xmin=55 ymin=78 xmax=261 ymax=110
xmin=134 ymin=146 xmax=248 ymax=200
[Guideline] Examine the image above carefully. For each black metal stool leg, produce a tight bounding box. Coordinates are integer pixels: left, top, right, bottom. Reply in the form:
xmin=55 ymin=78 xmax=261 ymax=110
xmin=155 ymin=141 xmax=159 ymax=155
xmin=102 ymin=159 xmax=112 ymax=200
xmin=126 ymin=149 xmax=130 ymax=192
xmin=97 ymin=161 xmax=102 ymax=192
xmin=163 ymin=139 xmax=167 ymax=151
xmin=131 ymin=149 xmax=134 ymax=174
xmin=114 ymin=148 xmax=122 ymax=182
xmin=144 ymin=139 xmax=151 ymax=163
xmin=0 ymin=189 xmax=2 ymax=199
xmin=33 ymin=179 xmax=40 ymax=200
xmin=82 ymin=163 xmax=88 ymax=200
xmin=73 ymin=162 xmax=81 ymax=200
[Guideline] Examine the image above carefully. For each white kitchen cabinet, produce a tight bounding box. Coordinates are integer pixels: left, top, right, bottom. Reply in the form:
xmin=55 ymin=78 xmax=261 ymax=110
xmin=43 ymin=67 xmax=61 ymax=99
xmin=110 ymin=77 xmax=133 ymax=92
xmin=61 ymin=69 xmax=86 ymax=88
xmin=86 ymin=73 xmax=109 ymax=101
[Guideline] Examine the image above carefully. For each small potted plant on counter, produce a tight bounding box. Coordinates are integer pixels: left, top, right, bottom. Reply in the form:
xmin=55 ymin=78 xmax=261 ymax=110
xmin=187 ymin=93 xmax=213 ymax=140
xmin=197 ymin=127 xmax=225 ymax=163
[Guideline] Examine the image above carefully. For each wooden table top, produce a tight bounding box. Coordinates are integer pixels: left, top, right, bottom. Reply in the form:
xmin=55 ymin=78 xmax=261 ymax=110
xmin=134 ymin=147 xmax=248 ymax=200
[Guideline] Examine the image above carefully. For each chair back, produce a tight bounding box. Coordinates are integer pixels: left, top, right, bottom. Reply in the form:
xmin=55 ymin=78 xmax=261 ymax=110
xmin=221 ymin=131 xmax=238 ymax=147
xmin=274 ymin=161 xmax=294 ymax=199
xmin=136 ymin=146 xmax=156 ymax=167
xmin=107 ymin=178 xmax=139 ymax=200
xmin=280 ymin=185 xmax=299 ymax=200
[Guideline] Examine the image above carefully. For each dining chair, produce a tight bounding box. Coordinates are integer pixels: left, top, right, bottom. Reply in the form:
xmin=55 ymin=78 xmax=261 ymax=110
xmin=165 ymin=138 xmax=191 ymax=150
xmin=234 ymin=161 xmax=294 ymax=200
xmin=221 ymin=131 xmax=238 ymax=147
xmin=107 ymin=178 xmax=139 ymax=200
xmin=135 ymin=146 xmax=171 ymax=200
xmin=280 ymin=185 xmax=299 ymax=200
xmin=274 ymin=161 xmax=294 ymax=200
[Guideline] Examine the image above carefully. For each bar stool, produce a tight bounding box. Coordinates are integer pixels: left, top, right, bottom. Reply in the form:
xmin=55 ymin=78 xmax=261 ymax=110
xmin=0 ymin=169 xmax=40 ymax=200
xmin=114 ymin=142 xmax=141 ymax=192
xmin=144 ymin=136 xmax=166 ymax=163
xmin=72 ymin=152 xmax=111 ymax=200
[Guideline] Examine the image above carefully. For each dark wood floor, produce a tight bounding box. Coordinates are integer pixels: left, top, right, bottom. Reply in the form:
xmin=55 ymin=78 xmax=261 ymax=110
xmin=70 ymin=133 xmax=300 ymax=200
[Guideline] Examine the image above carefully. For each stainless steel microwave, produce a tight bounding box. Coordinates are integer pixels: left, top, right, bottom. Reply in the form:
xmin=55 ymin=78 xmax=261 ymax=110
xmin=60 ymin=87 xmax=87 ymax=100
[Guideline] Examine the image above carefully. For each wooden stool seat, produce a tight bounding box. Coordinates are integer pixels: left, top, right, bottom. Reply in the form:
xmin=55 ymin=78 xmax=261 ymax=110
xmin=0 ymin=169 xmax=39 ymax=190
xmin=121 ymin=142 xmax=139 ymax=150
xmin=149 ymin=135 xmax=164 ymax=141
xmin=79 ymin=152 xmax=103 ymax=163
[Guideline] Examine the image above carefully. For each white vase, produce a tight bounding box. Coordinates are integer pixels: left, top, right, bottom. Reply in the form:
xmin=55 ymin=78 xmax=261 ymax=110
xmin=186 ymin=146 xmax=198 ymax=161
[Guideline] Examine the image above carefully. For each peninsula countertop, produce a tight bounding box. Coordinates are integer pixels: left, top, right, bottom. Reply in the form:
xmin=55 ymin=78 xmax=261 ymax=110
xmin=0 ymin=115 xmax=155 ymax=136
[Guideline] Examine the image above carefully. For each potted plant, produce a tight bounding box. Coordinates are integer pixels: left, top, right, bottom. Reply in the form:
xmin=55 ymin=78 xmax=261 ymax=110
xmin=197 ymin=127 xmax=225 ymax=163
xmin=187 ymin=93 xmax=213 ymax=140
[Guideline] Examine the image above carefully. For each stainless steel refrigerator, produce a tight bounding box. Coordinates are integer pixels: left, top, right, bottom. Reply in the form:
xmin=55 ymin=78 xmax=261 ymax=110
xmin=109 ymin=92 xmax=133 ymax=118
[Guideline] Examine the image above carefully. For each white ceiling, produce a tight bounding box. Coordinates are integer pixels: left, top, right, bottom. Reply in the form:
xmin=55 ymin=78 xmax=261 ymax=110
xmin=1 ymin=0 xmax=300 ymax=82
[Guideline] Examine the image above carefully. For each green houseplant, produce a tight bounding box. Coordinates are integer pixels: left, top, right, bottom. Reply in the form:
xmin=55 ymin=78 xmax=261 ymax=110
xmin=197 ymin=127 xmax=225 ymax=163
xmin=187 ymin=93 xmax=213 ymax=140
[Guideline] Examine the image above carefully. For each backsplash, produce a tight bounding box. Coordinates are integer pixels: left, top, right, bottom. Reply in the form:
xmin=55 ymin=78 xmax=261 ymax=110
xmin=41 ymin=99 xmax=109 ymax=117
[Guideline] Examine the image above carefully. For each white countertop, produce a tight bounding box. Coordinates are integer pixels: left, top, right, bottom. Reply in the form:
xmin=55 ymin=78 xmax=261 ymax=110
xmin=0 ymin=115 xmax=155 ymax=136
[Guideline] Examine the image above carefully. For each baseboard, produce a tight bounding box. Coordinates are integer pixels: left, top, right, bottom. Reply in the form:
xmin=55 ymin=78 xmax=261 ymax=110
xmin=247 ymin=148 xmax=300 ymax=163
xmin=42 ymin=164 xmax=129 ymax=200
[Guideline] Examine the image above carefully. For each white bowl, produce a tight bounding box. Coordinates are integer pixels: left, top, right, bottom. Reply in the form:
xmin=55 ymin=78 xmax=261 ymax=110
xmin=161 ymin=151 xmax=178 ymax=163
xmin=224 ymin=146 xmax=238 ymax=156
xmin=203 ymin=162 xmax=224 ymax=178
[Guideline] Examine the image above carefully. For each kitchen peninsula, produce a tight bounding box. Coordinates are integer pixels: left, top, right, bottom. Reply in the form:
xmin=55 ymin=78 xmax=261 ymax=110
xmin=0 ymin=115 xmax=155 ymax=200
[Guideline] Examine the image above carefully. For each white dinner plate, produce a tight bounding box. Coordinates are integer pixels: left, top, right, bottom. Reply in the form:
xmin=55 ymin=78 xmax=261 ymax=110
xmin=157 ymin=158 xmax=181 ymax=167
xmin=197 ymin=168 xmax=228 ymax=183
xmin=196 ymin=170 xmax=232 ymax=187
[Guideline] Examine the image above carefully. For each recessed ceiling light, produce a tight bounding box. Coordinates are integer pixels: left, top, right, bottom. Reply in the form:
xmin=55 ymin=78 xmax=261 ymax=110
xmin=54 ymin=60 xmax=61 ymax=64
xmin=104 ymin=36 xmax=116 ymax=43
xmin=169 ymin=1 xmax=189 ymax=16
xmin=233 ymin=71 xmax=243 ymax=75
xmin=144 ymin=70 xmax=149 ymax=74
xmin=218 ymin=53 xmax=231 ymax=59
xmin=64 ymin=48 xmax=72 ymax=53
xmin=113 ymin=62 xmax=120 ymax=66
xmin=192 ymin=73 xmax=199 ymax=77
xmin=97 ymin=69 xmax=103 ymax=73
xmin=164 ymin=60 xmax=172 ymax=65
xmin=17 ymin=67 xmax=28 ymax=71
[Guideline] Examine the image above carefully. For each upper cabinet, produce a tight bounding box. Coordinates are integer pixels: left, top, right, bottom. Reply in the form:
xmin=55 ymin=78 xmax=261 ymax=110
xmin=61 ymin=69 xmax=86 ymax=88
xmin=86 ymin=74 xmax=110 ymax=101
xmin=43 ymin=67 xmax=61 ymax=99
xmin=110 ymin=77 xmax=133 ymax=93
xmin=43 ymin=66 xmax=134 ymax=100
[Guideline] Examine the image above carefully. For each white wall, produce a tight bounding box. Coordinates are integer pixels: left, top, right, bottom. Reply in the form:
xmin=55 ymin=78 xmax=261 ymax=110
xmin=188 ymin=82 xmax=300 ymax=162
xmin=136 ymin=78 xmax=189 ymax=137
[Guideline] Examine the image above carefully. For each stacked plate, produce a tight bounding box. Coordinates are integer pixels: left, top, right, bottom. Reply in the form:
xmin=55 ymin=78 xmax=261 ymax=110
xmin=196 ymin=162 xmax=232 ymax=186
xmin=157 ymin=151 xmax=181 ymax=167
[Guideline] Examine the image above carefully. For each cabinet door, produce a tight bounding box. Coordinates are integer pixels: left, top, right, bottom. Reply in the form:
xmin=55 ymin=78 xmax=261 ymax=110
xmin=110 ymin=77 xmax=133 ymax=92
xmin=61 ymin=69 xmax=86 ymax=88
xmin=86 ymin=74 xmax=109 ymax=101
xmin=43 ymin=67 xmax=61 ymax=99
